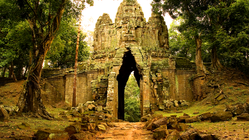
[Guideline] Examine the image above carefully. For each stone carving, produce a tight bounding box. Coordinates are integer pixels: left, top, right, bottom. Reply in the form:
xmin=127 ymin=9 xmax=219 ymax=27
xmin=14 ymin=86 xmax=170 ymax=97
xmin=42 ymin=0 xmax=195 ymax=119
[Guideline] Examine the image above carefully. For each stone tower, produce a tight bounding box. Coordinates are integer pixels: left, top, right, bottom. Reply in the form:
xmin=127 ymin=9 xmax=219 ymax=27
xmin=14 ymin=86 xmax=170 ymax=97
xmin=42 ymin=0 xmax=195 ymax=120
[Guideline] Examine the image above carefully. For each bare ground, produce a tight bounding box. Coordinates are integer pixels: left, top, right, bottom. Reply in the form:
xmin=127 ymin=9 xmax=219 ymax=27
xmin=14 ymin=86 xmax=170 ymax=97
xmin=96 ymin=122 xmax=153 ymax=140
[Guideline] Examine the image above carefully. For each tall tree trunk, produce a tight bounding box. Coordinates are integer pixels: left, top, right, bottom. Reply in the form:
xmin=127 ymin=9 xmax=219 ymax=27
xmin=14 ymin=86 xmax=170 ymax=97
xmin=195 ymin=35 xmax=207 ymax=74
xmin=72 ymin=15 xmax=82 ymax=107
xmin=17 ymin=45 xmax=52 ymax=119
xmin=211 ymin=46 xmax=223 ymax=70
xmin=1 ymin=65 xmax=7 ymax=78
xmin=17 ymin=0 xmax=67 ymax=119
xmin=9 ymin=61 xmax=17 ymax=81
xmin=9 ymin=64 xmax=13 ymax=78
xmin=193 ymin=35 xmax=207 ymax=101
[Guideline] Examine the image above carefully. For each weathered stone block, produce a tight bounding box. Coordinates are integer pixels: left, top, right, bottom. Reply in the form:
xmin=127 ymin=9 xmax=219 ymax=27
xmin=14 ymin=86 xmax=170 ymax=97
xmin=0 ymin=107 xmax=9 ymax=122
xmin=211 ymin=111 xmax=233 ymax=122
xmin=65 ymin=123 xmax=81 ymax=136
xmin=153 ymin=125 xmax=168 ymax=140
xmin=237 ymin=113 xmax=249 ymax=121
xmin=36 ymin=129 xmax=69 ymax=140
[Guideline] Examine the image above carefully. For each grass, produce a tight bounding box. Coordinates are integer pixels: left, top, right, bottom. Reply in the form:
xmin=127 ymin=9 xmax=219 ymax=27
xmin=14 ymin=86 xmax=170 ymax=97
xmin=0 ymin=114 xmax=72 ymax=138
xmin=189 ymin=120 xmax=249 ymax=139
xmin=155 ymin=103 xmax=218 ymax=117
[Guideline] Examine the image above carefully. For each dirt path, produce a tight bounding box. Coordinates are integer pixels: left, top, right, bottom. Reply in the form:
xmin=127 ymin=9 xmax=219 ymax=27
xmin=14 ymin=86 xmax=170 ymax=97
xmin=95 ymin=122 xmax=154 ymax=140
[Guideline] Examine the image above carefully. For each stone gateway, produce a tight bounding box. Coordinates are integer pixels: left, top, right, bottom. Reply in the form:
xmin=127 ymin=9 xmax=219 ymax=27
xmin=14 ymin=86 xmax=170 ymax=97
xmin=42 ymin=0 xmax=195 ymax=120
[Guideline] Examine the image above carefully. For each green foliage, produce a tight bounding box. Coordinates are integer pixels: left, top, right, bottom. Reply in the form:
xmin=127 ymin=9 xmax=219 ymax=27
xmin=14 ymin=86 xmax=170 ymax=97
xmin=0 ymin=0 xmax=92 ymax=77
xmin=206 ymin=0 xmax=249 ymax=73
xmin=168 ymin=19 xmax=195 ymax=61
xmin=46 ymin=18 xmax=89 ymax=68
xmin=0 ymin=0 xmax=31 ymax=77
xmin=124 ymin=73 xmax=141 ymax=122
xmin=153 ymin=0 xmax=249 ymax=74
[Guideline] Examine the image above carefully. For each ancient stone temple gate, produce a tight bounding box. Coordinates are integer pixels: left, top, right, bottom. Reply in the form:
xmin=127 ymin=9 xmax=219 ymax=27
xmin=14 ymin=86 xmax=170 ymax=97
xmin=42 ymin=0 xmax=195 ymax=120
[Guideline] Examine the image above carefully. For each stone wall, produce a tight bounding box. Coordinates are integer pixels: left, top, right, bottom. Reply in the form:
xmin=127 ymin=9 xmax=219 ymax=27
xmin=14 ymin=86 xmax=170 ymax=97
xmin=42 ymin=0 xmax=196 ymax=119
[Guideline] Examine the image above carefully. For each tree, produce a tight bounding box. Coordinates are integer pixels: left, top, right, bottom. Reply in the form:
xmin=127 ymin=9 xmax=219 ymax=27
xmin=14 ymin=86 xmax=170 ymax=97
xmin=0 ymin=0 xmax=31 ymax=79
xmin=13 ymin=0 xmax=93 ymax=119
xmin=152 ymin=0 xmax=211 ymax=74
xmin=152 ymin=0 xmax=249 ymax=73
xmin=168 ymin=19 xmax=195 ymax=61
xmin=45 ymin=18 xmax=89 ymax=68
xmin=205 ymin=0 xmax=249 ymax=72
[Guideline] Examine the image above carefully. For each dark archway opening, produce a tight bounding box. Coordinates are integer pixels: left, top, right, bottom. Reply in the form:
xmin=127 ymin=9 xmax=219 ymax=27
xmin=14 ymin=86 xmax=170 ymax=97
xmin=117 ymin=50 xmax=141 ymax=120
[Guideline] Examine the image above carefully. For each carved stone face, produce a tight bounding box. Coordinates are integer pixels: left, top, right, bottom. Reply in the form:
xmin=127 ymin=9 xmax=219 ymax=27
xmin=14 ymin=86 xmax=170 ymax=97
xmin=115 ymin=0 xmax=145 ymax=28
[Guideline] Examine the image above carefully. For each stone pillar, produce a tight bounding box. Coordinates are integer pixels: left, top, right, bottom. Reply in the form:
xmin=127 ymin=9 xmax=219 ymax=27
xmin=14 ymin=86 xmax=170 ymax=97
xmin=141 ymin=68 xmax=151 ymax=116
xmin=106 ymin=72 xmax=117 ymax=118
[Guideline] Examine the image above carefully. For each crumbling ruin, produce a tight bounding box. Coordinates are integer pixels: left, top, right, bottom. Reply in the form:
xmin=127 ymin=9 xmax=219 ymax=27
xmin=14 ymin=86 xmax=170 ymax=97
xmin=42 ymin=0 xmax=195 ymax=120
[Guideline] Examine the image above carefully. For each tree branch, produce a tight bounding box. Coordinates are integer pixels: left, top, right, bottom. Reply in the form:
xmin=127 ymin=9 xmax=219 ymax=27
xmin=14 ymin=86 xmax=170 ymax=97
xmin=24 ymin=0 xmax=43 ymax=28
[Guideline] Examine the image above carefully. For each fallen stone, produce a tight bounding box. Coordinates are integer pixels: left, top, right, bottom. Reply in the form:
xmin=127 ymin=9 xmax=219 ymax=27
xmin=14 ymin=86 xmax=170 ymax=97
xmin=177 ymin=123 xmax=189 ymax=131
xmin=243 ymin=103 xmax=249 ymax=113
xmin=181 ymin=100 xmax=190 ymax=106
xmin=153 ymin=125 xmax=168 ymax=140
xmin=77 ymin=103 xmax=84 ymax=107
xmin=232 ymin=104 xmax=244 ymax=116
xmin=185 ymin=116 xmax=200 ymax=123
xmin=85 ymin=101 xmax=95 ymax=104
xmin=166 ymin=130 xmax=180 ymax=140
xmin=36 ymin=129 xmax=69 ymax=140
xmin=82 ymin=116 xmax=90 ymax=123
xmin=78 ymin=107 xmax=84 ymax=114
xmin=59 ymin=111 xmax=66 ymax=115
xmin=152 ymin=117 xmax=168 ymax=130
xmin=159 ymin=104 xmax=164 ymax=110
xmin=216 ymin=94 xmax=226 ymax=101
xmin=178 ymin=116 xmax=190 ymax=123
xmin=183 ymin=113 xmax=190 ymax=117
xmin=65 ymin=123 xmax=81 ymax=136
xmin=87 ymin=104 xmax=96 ymax=111
xmin=97 ymin=106 xmax=102 ymax=112
xmin=0 ymin=107 xmax=9 ymax=122
xmin=237 ymin=113 xmax=249 ymax=121
xmin=97 ymin=124 xmax=107 ymax=131
xmin=17 ymin=122 xmax=30 ymax=130
xmin=141 ymin=114 xmax=152 ymax=122
xmin=200 ymin=112 xmax=213 ymax=121
xmin=180 ymin=128 xmax=200 ymax=140
xmin=70 ymin=131 xmax=94 ymax=140
xmin=145 ymin=118 xmax=158 ymax=130
xmin=193 ymin=111 xmax=199 ymax=114
xmin=71 ymin=110 xmax=81 ymax=117
xmin=174 ymin=100 xmax=179 ymax=107
xmin=211 ymin=111 xmax=233 ymax=122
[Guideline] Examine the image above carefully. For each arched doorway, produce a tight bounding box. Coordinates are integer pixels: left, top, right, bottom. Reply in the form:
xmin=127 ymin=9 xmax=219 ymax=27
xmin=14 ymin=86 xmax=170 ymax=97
xmin=117 ymin=50 xmax=141 ymax=120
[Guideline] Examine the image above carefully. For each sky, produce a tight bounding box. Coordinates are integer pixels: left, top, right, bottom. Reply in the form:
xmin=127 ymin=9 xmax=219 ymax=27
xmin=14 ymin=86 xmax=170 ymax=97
xmin=81 ymin=0 xmax=173 ymax=32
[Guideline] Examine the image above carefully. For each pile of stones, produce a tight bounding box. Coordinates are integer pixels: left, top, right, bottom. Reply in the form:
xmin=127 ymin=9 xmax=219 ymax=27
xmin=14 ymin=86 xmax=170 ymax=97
xmin=35 ymin=111 xmax=113 ymax=140
xmin=0 ymin=105 xmax=19 ymax=122
xmin=36 ymin=101 xmax=116 ymax=140
xmin=226 ymin=103 xmax=249 ymax=121
xmin=142 ymin=114 xmax=219 ymax=140
xmin=160 ymin=99 xmax=190 ymax=110
xmin=58 ymin=101 xmax=114 ymax=123
xmin=141 ymin=103 xmax=249 ymax=139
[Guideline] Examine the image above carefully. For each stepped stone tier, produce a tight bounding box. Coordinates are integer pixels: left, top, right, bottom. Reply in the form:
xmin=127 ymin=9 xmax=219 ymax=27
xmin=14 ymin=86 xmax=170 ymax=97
xmin=42 ymin=0 xmax=195 ymax=120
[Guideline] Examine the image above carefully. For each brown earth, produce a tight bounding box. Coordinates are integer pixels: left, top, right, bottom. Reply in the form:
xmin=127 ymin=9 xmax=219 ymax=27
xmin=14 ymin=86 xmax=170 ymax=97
xmin=96 ymin=122 xmax=153 ymax=140
xmin=0 ymin=70 xmax=249 ymax=139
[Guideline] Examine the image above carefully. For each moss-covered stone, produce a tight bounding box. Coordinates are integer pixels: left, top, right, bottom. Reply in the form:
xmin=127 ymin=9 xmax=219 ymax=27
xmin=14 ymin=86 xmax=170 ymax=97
xmin=175 ymin=57 xmax=193 ymax=69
